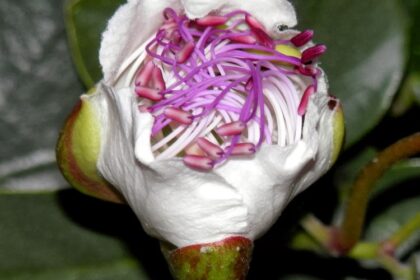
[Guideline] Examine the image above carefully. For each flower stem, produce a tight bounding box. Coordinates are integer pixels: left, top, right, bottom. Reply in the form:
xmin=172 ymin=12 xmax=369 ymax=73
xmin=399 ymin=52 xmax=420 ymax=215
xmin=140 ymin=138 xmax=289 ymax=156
xmin=348 ymin=242 xmax=379 ymax=260
xmin=300 ymin=214 xmax=331 ymax=249
xmin=377 ymin=254 xmax=415 ymax=280
xmin=386 ymin=213 xmax=420 ymax=252
xmin=337 ymin=133 xmax=420 ymax=253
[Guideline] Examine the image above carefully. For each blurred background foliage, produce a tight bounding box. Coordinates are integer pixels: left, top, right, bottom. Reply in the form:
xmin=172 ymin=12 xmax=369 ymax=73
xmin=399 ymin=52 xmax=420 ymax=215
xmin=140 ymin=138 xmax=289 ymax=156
xmin=0 ymin=0 xmax=419 ymax=279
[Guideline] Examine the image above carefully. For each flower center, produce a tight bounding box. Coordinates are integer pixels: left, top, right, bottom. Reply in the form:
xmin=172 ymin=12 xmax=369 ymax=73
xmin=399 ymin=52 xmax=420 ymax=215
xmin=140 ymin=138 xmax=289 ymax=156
xmin=129 ymin=8 xmax=325 ymax=171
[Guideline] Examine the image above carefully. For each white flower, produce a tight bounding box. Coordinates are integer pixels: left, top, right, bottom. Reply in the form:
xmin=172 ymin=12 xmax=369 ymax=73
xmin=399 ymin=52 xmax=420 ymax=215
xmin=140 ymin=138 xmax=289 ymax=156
xmin=62 ymin=0 xmax=345 ymax=248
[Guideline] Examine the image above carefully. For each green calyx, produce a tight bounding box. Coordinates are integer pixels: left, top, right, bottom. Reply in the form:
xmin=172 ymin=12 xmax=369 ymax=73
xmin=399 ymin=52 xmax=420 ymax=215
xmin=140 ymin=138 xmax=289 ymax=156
xmin=56 ymin=87 xmax=124 ymax=203
xmin=330 ymin=99 xmax=345 ymax=165
xmin=161 ymin=237 xmax=253 ymax=280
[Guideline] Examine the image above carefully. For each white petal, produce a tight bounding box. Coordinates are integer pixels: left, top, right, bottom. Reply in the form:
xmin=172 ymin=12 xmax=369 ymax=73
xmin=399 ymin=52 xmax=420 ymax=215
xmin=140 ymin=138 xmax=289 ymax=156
xmin=94 ymin=84 xmax=146 ymax=193
xmin=94 ymin=0 xmax=339 ymax=248
xmin=180 ymin=0 xmax=225 ymax=19
xmin=287 ymin=71 xmax=336 ymax=200
xmin=99 ymin=0 xmax=182 ymax=83
xmin=214 ymin=141 xmax=316 ymax=239
xmin=94 ymin=69 xmax=337 ymax=246
xmin=95 ymin=84 xmax=249 ymax=247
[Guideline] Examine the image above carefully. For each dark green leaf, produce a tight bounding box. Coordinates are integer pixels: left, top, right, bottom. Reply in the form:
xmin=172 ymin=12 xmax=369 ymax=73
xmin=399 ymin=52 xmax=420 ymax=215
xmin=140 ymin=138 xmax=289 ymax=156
xmin=391 ymin=73 xmax=420 ymax=116
xmin=0 ymin=190 xmax=173 ymax=279
xmin=392 ymin=0 xmax=420 ymax=115
xmin=372 ymin=159 xmax=420 ymax=197
xmin=66 ymin=0 xmax=124 ymax=87
xmin=0 ymin=0 xmax=84 ymax=191
xmin=294 ymin=0 xmax=408 ymax=147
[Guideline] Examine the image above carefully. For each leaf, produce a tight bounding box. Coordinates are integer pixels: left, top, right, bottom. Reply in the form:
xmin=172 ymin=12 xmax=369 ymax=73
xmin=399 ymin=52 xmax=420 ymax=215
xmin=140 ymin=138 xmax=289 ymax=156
xmin=66 ymin=0 xmax=124 ymax=87
xmin=392 ymin=0 xmax=420 ymax=115
xmin=0 ymin=190 xmax=172 ymax=279
xmin=372 ymin=158 xmax=420 ymax=197
xmin=294 ymin=0 xmax=408 ymax=147
xmin=391 ymin=73 xmax=420 ymax=116
xmin=0 ymin=0 xmax=85 ymax=191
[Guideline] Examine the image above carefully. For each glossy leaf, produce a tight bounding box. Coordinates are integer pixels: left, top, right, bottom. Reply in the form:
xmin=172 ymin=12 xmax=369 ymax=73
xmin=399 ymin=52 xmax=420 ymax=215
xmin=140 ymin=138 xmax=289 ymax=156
xmin=294 ymin=0 xmax=407 ymax=147
xmin=66 ymin=0 xmax=124 ymax=87
xmin=0 ymin=190 xmax=173 ymax=279
xmin=392 ymin=0 xmax=420 ymax=114
xmin=0 ymin=0 xmax=84 ymax=191
xmin=371 ymin=158 xmax=420 ymax=197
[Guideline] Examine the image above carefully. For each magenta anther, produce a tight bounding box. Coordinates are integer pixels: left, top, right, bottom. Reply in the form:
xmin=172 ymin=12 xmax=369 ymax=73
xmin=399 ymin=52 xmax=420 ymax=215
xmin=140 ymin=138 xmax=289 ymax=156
xmin=291 ymin=30 xmax=314 ymax=47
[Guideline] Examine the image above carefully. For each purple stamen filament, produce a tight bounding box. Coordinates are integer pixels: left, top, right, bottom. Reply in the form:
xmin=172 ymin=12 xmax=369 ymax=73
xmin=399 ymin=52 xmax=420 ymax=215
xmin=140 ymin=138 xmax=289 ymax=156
xmin=131 ymin=8 xmax=325 ymax=170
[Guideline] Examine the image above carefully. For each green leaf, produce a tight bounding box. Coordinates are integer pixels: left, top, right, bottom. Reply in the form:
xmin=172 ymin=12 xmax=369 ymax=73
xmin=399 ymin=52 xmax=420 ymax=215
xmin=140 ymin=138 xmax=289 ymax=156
xmin=294 ymin=0 xmax=408 ymax=147
xmin=0 ymin=190 xmax=172 ymax=279
xmin=66 ymin=0 xmax=124 ymax=88
xmin=391 ymin=72 xmax=420 ymax=116
xmin=0 ymin=0 xmax=85 ymax=191
xmin=372 ymin=158 xmax=420 ymax=197
xmin=392 ymin=1 xmax=420 ymax=115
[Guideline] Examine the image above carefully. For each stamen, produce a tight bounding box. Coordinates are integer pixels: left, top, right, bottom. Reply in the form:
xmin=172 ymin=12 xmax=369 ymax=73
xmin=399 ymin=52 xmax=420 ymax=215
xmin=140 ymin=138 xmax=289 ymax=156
xmin=297 ymin=64 xmax=317 ymax=76
xmin=216 ymin=121 xmax=246 ymax=136
xmin=245 ymin=15 xmax=265 ymax=31
xmin=135 ymin=86 xmax=163 ymax=101
xmin=229 ymin=35 xmax=258 ymax=45
xmin=245 ymin=15 xmax=273 ymax=48
xmin=183 ymin=155 xmax=214 ymax=171
xmin=298 ymin=85 xmax=316 ymax=115
xmin=151 ymin=66 xmax=166 ymax=90
xmin=227 ymin=143 xmax=256 ymax=156
xmin=196 ymin=137 xmax=224 ymax=159
xmin=135 ymin=61 xmax=154 ymax=86
xmin=291 ymin=30 xmax=314 ymax=47
xmin=301 ymin=44 xmax=327 ymax=64
xmin=196 ymin=15 xmax=227 ymax=26
xmin=176 ymin=41 xmax=195 ymax=63
xmin=251 ymin=29 xmax=273 ymax=49
xmin=164 ymin=107 xmax=193 ymax=125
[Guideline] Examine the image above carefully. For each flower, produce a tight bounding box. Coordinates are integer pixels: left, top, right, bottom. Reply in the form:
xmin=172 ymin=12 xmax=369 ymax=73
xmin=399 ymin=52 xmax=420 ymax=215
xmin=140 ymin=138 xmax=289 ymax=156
xmin=57 ymin=0 xmax=345 ymax=278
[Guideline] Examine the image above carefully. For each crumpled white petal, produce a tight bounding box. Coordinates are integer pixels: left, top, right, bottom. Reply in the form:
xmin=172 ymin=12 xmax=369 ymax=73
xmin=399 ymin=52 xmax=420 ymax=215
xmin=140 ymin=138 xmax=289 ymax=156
xmin=93 ymin=83 xmax=336 ymax=247
xmin=93 ymin=0 xmax=340 ymax=248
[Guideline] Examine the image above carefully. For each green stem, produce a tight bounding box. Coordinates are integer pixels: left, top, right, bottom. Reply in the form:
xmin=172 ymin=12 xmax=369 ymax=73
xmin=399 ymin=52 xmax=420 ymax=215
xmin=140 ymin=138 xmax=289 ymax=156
xmin=348 ymin=242 xmax=379 ymax=260
xmin=337 ymin=133 xmax=420 ymax=253
xmin=378 ymin=254 xmax=414 ymax=280
xmin=300 ymin=214 xmax=331 ymax=249
xmin=387 ymin=213 xmax=420 ymax=250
